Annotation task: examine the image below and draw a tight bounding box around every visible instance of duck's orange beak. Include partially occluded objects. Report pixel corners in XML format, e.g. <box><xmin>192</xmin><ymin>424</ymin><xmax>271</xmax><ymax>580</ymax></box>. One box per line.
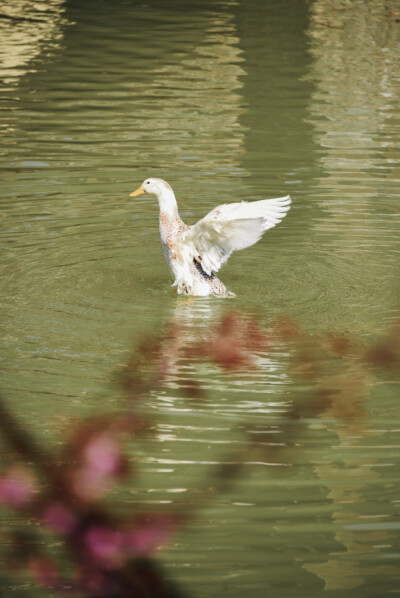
<box><xmin>129</xmin><ymin>185</ymin><xmax>145</xmax><ymax>197</ymax></box>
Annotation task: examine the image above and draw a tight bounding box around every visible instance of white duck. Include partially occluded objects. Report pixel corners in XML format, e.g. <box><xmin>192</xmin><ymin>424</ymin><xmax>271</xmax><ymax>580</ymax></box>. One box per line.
<box><xmin>130</xmin><ymin>178</ymin><xmax>291</xmax><ymax>297</ymax></box>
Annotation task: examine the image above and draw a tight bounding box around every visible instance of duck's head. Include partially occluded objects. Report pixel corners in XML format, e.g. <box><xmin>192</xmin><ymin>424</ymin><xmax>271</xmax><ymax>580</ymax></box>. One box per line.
<box><xmin>130</xmin><ymin>177</ymin><xmax>172</xmax><ymax>198</ymax></box>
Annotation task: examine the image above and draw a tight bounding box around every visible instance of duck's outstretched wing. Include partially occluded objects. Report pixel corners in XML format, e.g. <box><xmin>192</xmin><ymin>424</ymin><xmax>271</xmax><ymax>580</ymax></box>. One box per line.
<box><xmin>182</xmin><ymin>195</ymin><xmax>291</xmax><ymax>275</ymax></box>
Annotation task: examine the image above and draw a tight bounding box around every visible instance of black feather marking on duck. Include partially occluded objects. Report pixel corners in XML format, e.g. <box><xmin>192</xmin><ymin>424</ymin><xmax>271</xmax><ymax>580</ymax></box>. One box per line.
<box><xmin>193</xmin><ymin>258</ymin><xmax>215</xmax><ymax>280</ymax></box>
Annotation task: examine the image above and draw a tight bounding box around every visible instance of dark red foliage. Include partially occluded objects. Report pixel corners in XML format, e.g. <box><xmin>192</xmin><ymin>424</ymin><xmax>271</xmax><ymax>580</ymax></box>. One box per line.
<box><xmin>270</xmin><ymin>315</ymin><xmax>303</xmax><ymax>342</ymax></box>
<box><xmin>363</xmin><ymin>318</ymin><xmax>400</xmax><ymax>370</ymax></box>
<box><xmin>188</xmin><ymin>312</ymin><xmax>271</xmax><ymax>370</ymax></box>
<box><xmin>0</xmin><ymin>467</ymin><xmax>36</xmax><ymax>508</ymax></box>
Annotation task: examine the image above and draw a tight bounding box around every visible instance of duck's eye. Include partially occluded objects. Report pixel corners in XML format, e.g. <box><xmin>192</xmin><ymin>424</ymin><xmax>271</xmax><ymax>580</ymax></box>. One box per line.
<box><xmin>146</xmin><ymin>181</ymin><xmax>150</xmax><ymax>185</ymax></box>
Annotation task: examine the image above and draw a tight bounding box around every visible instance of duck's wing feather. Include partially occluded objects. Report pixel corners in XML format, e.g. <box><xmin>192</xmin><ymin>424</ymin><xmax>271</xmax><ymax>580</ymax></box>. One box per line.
<box><xmin>182</xmin><ymin>195</ymin><xmax>291</xmax><ymax>275</ymax></box>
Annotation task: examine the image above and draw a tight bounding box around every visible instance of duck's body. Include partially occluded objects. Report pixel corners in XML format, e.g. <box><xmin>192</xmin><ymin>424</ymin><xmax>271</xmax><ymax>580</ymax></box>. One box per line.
<box><xmin>157</xmin><ymin>200</ymin><xmax>235</xmax><ymax>297</ymax></box>
<box><xmin>130</xmin><ymin>178</ymin><xmax>291</xmax><ymax>297</ymax></box>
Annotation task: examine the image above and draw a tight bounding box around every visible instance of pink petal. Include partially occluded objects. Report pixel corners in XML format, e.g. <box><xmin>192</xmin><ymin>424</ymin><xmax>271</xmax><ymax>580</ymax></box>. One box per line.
<box><xmin>83</xmin><ymin>434</ymin><xmax>122</xmax><ymax>477</ymax></box>
<box><xmin>84</xmin><ymin>526</ymin><xmax>125</xmax><ymax>569</ymax></box>
<box><xmin>43</xmin><ymin>502</ymin><xmax>77</xmax><ymax>534</ymax></box>
<box><xmin>125</xmin><ymin>517</ymin><xmax>177</xmax><ymax>555</ymax></box>
<box><xmin>0</xmin><ymin>467</ymin><xmax>35</xmax><ymax>508</ymax></box>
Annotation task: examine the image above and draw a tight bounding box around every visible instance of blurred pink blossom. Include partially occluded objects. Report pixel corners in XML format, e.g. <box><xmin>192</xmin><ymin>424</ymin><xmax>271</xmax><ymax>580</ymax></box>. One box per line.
<box><xmin>126</xmin><ymin>516</ymin><xmax>177</xmax><ymax>555</ymax></box>
<box><xmin>43</xmin><ymin>501</ymin><xmax>77</xmax><ymax>534</ymax></box>
<box><xmin>69</xmin><ymin>469</ymin><xmax>113</xmax><ymax>502</ymax></box>
<box><xmin>0</xmin><ymin>467</ymin><xmax>35</xmax><ymax>508</ymax></box>
<box><xmin>69</xmin><ymin>432</ymin><xmax>127</xmax><ymax>501</ymax></box>
<box><xmin>83</xmin><ymin>517</ymin><xmax>177</xmax><ymax>570</ymax></box>
<box><xmin>84</xmin><ymin>526</ymin><xmax>125</xmax><ymax>569</ymax></box>
<box><xmin>83</xmin><ymin>433</ymin><xmax>123</xmax><ymax>477</ymax></box>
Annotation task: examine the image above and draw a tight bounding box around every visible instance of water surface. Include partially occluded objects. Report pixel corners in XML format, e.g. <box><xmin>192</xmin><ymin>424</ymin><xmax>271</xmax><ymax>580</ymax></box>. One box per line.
<box><xmin>1</xmin><ymin>0</ymin><xmax>400</xmax><ymax>596</ymax></box>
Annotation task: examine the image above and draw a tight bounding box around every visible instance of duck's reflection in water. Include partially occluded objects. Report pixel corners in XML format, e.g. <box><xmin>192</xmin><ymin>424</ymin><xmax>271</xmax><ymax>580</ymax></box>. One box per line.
<box><xmin>154</xmin><ymin>298</ymin><xmax>287</xmax><ymax>418</ymax></box>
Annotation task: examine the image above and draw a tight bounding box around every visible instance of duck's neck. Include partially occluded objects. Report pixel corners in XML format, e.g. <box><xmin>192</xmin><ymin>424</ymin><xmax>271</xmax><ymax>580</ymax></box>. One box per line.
<box><xmin>157</xmin><ymin>187</ymin><xmax>179</xmax><ymax>219</ymax></box>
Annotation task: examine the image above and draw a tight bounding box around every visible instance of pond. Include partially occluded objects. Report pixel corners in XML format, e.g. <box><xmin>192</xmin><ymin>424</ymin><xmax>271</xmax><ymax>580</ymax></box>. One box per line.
<box><xmin>1</xmin><ymin>0</ymin><xmax>400</xmax><ymax>596</ymax></box>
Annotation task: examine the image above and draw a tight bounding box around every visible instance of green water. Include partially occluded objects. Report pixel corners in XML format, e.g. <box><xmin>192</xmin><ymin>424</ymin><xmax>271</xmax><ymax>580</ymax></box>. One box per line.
<box><xmin>1</xmin><ymin>0</ymin><xmax>400</xmax><ymax>596</ymax></box>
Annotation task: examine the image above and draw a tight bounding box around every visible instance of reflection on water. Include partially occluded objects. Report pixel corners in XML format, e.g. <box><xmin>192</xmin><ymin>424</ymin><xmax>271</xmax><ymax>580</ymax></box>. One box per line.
<box><xmin>1</xmin><ymin>0</ymin><xmax>400</xmax><ymax>596</ymax></box>
<box><xmin>302</xmin><ymin>4</ymin><xmax>400</xmax><ymax>591</ymax></box>
<box><xmin>132</xmin><ymin>1</ymin><xmax>246</xmax><ymax>176</ymax></box>
<box><xmin>0</xmin><ymin>0</ymin><xmax>67</xmax><ymax>85</ymax></box>
<box><xmin>153</xmin><ymin>299</ymin><xmax>288</xmax><ymax>419</ymax></box>
<box><xmin>303</xmin><ymin>0</ymin><xmax>400</xmax><ymax>327</ymax></box>
<box><xmin>306</xmin><ymin>1</ymin><xmax>400</xmax><ymax>205</ymax></box>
